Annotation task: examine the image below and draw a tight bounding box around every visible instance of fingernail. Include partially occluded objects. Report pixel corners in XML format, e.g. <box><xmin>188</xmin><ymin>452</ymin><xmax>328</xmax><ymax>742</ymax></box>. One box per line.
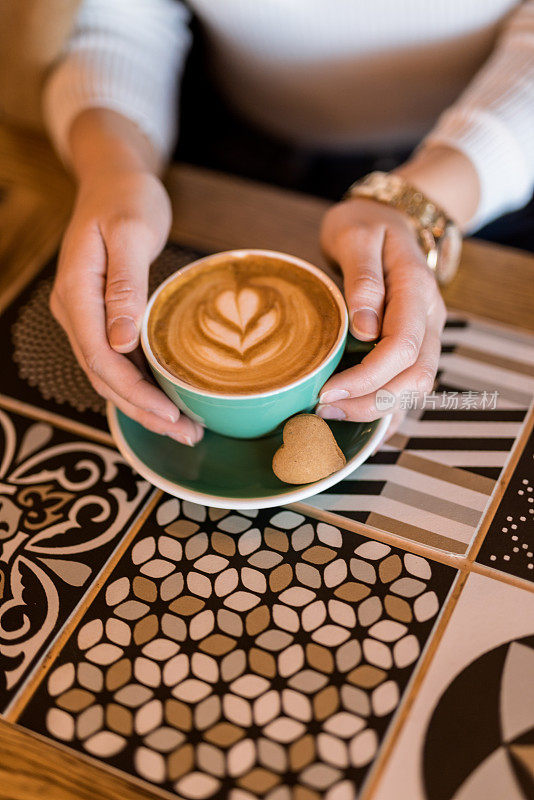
<box><xmin>320</xmin><ymin>389</ymin><xmax>350</xmax><ymax>404</ymax></box>
<box><xmin>109</xmin><ymin>316</ymin><xmax>138</xmax><ymax>350</ymax></box>
<box><xmin>153</xmin><ymin>408</ymin><xmax>180</xmax><ymax>423</ymax></box>
<box><xmin>165</xmin><ymin>431</ymin><xmax>194</xmax><ymax>447</ymax></box>
<box><xmin>317</xmin><ymin>405</ymin><xmax>346</xmax><ymax>420</ymax></box>
<box><xmin>352</xmin><ymin>308</ymin><xmax>379</xmax><ymax>340</ymax></box>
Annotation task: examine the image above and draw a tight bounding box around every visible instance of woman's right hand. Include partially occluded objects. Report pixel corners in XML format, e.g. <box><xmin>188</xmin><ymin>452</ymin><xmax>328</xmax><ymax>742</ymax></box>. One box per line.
<box><xmin>50</xmin><ymin>166</ymin><xmax>204</xmax><ymax>446</ymax></box>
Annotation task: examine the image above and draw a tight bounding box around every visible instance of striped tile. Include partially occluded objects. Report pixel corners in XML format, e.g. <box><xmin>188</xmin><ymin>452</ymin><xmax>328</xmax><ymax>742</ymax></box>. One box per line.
<box><xmin>299</xmin><ymin>316</ymin><xmax>534</xmax><ymax>555</ymax></box>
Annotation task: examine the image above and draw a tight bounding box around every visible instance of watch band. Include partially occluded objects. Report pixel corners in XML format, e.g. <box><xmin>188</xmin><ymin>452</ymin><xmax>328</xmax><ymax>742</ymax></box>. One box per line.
<box><xmin>343</xmin><ymin>171</ymin><xmax>462</xmax><ymax>285</ymax></box>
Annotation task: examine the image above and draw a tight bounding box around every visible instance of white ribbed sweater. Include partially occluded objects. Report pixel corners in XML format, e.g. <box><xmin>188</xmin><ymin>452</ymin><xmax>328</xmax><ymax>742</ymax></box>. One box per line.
<box><xmin>44</xmin><ymin>0</ymin><xmax>534</xmax><ymax>230</ymax></box>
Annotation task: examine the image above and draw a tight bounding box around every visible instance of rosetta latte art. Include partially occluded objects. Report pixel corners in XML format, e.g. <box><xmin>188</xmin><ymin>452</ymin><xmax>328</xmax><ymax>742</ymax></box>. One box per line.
<box><xmin>148</xmin><ymin>255</ymin><xmax>341</xmax><ymax>394</ymax></box>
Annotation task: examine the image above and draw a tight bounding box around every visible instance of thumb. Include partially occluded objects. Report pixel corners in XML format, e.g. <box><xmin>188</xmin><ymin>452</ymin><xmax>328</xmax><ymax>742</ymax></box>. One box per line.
<box><xmin>104</xmin><ymin>219</ymin><xmax>153</xmax><ymax>353</ymax></box>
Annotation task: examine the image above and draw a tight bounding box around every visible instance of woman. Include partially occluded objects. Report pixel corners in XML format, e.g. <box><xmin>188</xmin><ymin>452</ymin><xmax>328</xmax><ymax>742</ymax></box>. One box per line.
<box><xmin>45</xmin><ymin>0</ymin><xmax>534</xmax><ymax>446</ymax></box>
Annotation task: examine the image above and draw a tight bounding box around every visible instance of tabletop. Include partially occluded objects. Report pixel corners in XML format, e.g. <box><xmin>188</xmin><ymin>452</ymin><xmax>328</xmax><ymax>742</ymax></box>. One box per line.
<box><xmin>0</xmin><ymin>121</ymin><xmax>533</xmax><ymax>800</ymax></box>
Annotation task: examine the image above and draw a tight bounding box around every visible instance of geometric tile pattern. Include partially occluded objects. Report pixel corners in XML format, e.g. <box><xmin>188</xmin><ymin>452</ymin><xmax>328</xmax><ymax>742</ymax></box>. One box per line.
<box><xmin>0</xmin><ymin>407</ymin><xmax>151</xmax><ymax>712</ymax></box>
<box><xmin>374</xmin><ymin>573</ymin><xmax>534</xmax><ymax>800</ymax></box>
<box><xmin>300</xmin><ymin>317</ymin><xmax>534</xmax><ymax>555</ymax></box>
<box><xmin>477</xmin><ymin>424</ymin><xmax>534</xmax><ymax>582</ymax></box>
<box><xmin>18</xmin><ymin>499</ymin><xmax>456</xmax><ymax>799</ymax></box>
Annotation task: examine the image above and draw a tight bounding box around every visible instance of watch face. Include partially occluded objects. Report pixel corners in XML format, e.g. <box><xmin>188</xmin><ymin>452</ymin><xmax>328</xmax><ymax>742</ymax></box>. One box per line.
<box><xmin>437</xmin><ymin>224</ymin><xmax>462</xmax><ymax>284</ymax></box>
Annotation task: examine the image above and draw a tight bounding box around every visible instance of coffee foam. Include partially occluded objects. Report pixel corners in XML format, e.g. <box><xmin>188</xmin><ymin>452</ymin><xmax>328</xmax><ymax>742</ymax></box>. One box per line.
<box><xmin>148</xmin><ymin>254</ymin><xmax>341</xmax><ymax>394</ymax></box>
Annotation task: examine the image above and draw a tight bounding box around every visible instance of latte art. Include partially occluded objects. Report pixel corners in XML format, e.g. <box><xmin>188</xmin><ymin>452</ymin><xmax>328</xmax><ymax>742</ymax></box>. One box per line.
<box><xmin>148</xmin><ymin>254</ymin><xmax>341</xmax><ymax>394</ymax></box>
<box><xmin>200</xmin><ymin>285</ymin><xmax>281</xmax><ymax>358</ymax></box>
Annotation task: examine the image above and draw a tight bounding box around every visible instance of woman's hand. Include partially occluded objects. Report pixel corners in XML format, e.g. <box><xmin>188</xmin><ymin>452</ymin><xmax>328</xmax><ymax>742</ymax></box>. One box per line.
<box><xmin>50</xmin><ymin>167</ymin><xmax>203</xmax><ymax>446</ymax></box>
<box><xmin>49</xmin><ymin>109</ymin><xmax>203</xmax><ymax>446</ymax></box>
<box><xmin>317</xmin><ymin>196</ymin><xmax>447</xmax><ymax>425</ymax></box>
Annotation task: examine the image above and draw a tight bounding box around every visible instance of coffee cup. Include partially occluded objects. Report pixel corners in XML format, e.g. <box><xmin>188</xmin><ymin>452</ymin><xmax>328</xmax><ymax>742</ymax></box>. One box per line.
<box><xmin>141</xmin><ymin>249</ymin><xmax>348</xmax><ymax>438</ymax></box>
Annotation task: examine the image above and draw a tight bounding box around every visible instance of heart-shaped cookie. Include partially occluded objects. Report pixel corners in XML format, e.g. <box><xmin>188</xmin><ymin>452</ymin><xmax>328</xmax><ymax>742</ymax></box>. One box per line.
<box><xmin>272</xmin><ymin>414</ymin><xmax>346</xmax><ymax>484</ymax></box>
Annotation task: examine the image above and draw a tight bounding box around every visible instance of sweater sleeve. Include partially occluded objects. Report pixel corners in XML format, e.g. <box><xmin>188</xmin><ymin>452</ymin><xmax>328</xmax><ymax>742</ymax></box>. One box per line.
<box><xmin>423</xmin><ymin>0</ymin><xmax>534</xmax><ymax>231</ymax></box>
<box><xmin>43</xmin><ymin>0</ymin><xmax>192</xmax><ymax>165</ymax></box>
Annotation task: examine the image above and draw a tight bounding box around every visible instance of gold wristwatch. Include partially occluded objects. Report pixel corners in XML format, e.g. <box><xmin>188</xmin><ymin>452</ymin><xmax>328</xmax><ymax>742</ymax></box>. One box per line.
<box><xmin>343</xmin><ymin>170</ymin><xmax>462</xmax><ymax>285</ymax></box>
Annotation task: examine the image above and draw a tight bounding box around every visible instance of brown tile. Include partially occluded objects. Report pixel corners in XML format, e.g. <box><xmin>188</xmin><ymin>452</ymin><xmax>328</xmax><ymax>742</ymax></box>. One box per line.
<box><xmin>306</xmin><ymin>644</ymin><xmax>334</xmax><ymax>674</ymax></box>
<box><xmin>334</xmin><ymin>582</ymin><xmax>371</xmax><ymax>602</ymax></box>
<box><xmin>132</xmin><ymin>576</ymin><xmax>157</xmax><ymax>603</ymax></box>
<box><xmin>384</xmin><ymin>595</ymin><xmax>413</xmax><ymax>623</ymax></box>
<box><xmin>246</xmin><ymin>604</ymin><xmax>271</xmax><ymax>636</ymax></box>
<box><xmin>165</xmin><ymin>520</ymin><xmax>199</xmax><ymax>538</ymax></box>
<box><xmin>348</xmin><ymin>665</ymin><xmax>386</xmax><ymax>689</ymax></box>
<box><xmin>198</xmin><ymin>634</ymin><xmax>236</xmax><ymax>656</ymax></box>
<box><xmin>169</xmin><ymin>595</ymin><xmax>205</xmax><ymax>616</ymax></box>
<box><xmin>165</xmin><ymin>699</ymin><xmax>192</xmax><ymax>732</ymax></box>
<box><xmin>313</xmin><ymin>686</ymin><xmax>339</xmax><ymax>721</ymax></box>
<box><xmin>106</xmin><ymin>702</ymin><xmax>133</xmax><ymax>736</ymax></box>
<box><xmin>210</xmin><ymin>531</ymin><xmax>236</xmax><ymax>556</ymax></box>
<box><xmin>133</xmin><ymin>614</ymin><xmax>159</xmax><ymax>645</ymax></box>
<box><xmin>105</xmin><ymin>659</ymin><xmax>132</xmax><ymax>692</ymax></box>
<box><xmin>294</xmin><ymin>788</ymin><xmax>321</xmax><ymax>800</ymax></box>
<box><xmin>456</xmin><ymin>343</ymin><xmax>534</xmax><ymax>376</ymax></box>
<box><xmin>387</xmin><ymin>432</ymin><xmax>409</xmax><ymax>449</ymax></box>
<box><xmin>265</xmin><ymin>528</ymin><xmax>290</xmax><ymax>552</ymax></box>
<box><xmin>378</xmin><ymin>555</ymin><xmax>403</xmax><ymax>584</ymax></box>
<box><xmin>249</xmin><ymin>648</ymin><xmax>277</xmax><ymax>679</ymax></box>
<box><xmin>269</xmin><ymin>564</ymin><xmax>293</xmax><ymax>592</ymax></box>
<box><xmin>366</xmin><ymin>513</ymin><xmax>466</xmax><ymax>555</ymax></box>
<box><xmin>56</xmin><ymin>688</ymin><xmax>94</xmax><ymax>712</ymax></box>
<box><xmin>289</xmin><ymin>734</ymin><xmax>315</xmax><ymax>771</ymax></box>
<box><xmin>302</xmin><ymin>546</ymin><xmax>336</xmax><ymax>565</ymax></box>
<box><xmin>238</xmin><ymin>767</ymin><xmax>281</xmax><ymax>793</ymax></box>
<box><xmin>167</xmin><ymin>743</ymin><xmax>194</xmax><ymax>780</ymax></box>
<box><xmin>397</xmin><ymin>451</ymin><xmax>495</xmax><ymax>495</ymax></box>
<box><xmin>205</xmin><ymin>722</ymin><xmax>244</xmax><ymax>747</ymax></box>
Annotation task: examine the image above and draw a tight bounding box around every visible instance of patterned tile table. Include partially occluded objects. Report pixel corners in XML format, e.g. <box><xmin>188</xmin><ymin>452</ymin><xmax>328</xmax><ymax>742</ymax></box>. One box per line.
<box><xmin>17</xmin><ymin>500</ymin><xmax>456</xmax><ymax>799</ymax></box>
<box><xmin>0</xmin><ymin>241</ymin><xmax>533</xmax><ymax>800</ymax></box>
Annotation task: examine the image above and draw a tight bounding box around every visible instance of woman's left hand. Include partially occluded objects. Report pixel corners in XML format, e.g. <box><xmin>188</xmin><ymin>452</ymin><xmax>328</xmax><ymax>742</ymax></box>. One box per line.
<box><xmin>317</xmin><ymin>196</ymin><xmax>447</xmax><ymax>427</ymax></box>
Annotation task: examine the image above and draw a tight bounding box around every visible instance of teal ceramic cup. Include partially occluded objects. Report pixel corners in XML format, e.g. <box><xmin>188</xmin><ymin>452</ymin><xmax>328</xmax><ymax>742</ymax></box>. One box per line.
<box><xmin>141</xmin><ymin>249</ymin><xmax>348</xmax><ymax>438</ymax></box>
